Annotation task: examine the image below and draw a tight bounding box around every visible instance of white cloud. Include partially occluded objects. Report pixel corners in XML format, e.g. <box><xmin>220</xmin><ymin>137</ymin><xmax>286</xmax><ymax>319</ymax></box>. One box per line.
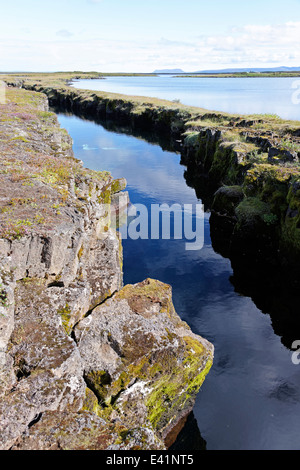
<box><xmin>1</xmin><ymin>21</ymin><xmax>300</xmax><ymax>72</ymax></box>
<box><xmin>192</xmin><ymin>21</ymin><xmax>300</xmax><ymax>69</ymax></box>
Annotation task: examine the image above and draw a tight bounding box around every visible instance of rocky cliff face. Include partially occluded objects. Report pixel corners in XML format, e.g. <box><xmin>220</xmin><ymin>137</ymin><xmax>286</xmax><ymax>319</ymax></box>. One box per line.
<box><xmin>0</xmin><ymin>86</ymin><xmax>213</xmax><ymax>450</ymax></box>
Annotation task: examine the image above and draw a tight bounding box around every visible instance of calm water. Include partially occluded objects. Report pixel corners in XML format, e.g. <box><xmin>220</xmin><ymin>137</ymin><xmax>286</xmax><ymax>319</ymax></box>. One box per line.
<box><xmin>72</xmin><ymin>76</ymin><xmax>300</xmax><ymax>121</ymax></box>
<box><xmin>56</xmin><ymin>111</ymin><xmax>300</xmax><ymax>450</ymax></box>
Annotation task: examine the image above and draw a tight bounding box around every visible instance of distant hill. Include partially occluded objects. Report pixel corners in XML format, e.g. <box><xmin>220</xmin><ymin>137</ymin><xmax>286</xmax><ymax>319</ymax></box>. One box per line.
<box><xmin>153</xmin><ymin>69</ymin><xmax>185</xmax><ymax>73</ymax></box>
<box><xmin>153</xmin><ymin>66</ymin><xmax>300</xmax><ymax>74</ymax></box>
<box><xmin>193</xmin><ymin>66</ymin><xmax>300</xmax><ymax>74</ymax></box>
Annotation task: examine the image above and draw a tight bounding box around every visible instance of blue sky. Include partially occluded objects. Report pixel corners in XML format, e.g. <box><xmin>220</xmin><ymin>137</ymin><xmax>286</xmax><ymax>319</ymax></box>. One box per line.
<box><xmin>1</xmin><ymin>0</ymin><xmax>300</xmax><ymax>72</ymax></box>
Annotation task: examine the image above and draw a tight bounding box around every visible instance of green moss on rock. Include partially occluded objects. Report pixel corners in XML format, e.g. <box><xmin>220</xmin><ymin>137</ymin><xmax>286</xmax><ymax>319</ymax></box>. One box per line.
<box><xmin>111</xmin><ymin>178</ymin><xmax>127</xmax><ymax>194</ymax></box>
<box><xmin>212</xmin><ymin>185</ymin><xmax>244</xmax><ymax>217</ymax></box>
<box><xmin>235</xmin><ymin>197</ymin><xmax>278</xmax><ymax>228</ymax></box>
<box><xmin>57</xmin><ymin>303</ymin><xmax>72</xmax><ymax>335</ymax></box>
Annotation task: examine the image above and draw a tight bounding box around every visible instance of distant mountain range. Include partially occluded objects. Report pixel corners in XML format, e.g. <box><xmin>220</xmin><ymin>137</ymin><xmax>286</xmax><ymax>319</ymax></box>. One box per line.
<box><xmin>154</xmin><ymin>66</ymin><xmax>300</xmax><ymax>74</ymax></box>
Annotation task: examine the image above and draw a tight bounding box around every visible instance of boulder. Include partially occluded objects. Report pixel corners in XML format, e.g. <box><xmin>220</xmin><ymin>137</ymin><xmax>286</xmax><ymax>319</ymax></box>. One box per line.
<box><xmin>74</xmin><ymin>278</ymin><xmax>214</xmax><ymax>446</ymax></box>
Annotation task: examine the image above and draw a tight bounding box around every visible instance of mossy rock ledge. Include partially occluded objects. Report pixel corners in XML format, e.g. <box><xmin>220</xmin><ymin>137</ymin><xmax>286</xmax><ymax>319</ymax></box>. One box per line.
<box><xmin>74</xmin><ymin>278</ymin><xmax>214</xmax><ymax>449</ymax></box>
<box><xmin>1</xmin><ymin>279</ymin><xmax>213</xmax><ymax>451</ymax></box>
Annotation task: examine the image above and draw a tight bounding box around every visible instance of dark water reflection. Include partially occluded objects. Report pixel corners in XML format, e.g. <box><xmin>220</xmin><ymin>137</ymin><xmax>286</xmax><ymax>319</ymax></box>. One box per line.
<box><xmin>169</xmin><ymin>412</ymin><xmax>207</xmax><ymax>451</ymax></box>
<box><xmin>55</xmin><ymin>110</ymin><xmax>300</xmax><ymax>450</ymax></box>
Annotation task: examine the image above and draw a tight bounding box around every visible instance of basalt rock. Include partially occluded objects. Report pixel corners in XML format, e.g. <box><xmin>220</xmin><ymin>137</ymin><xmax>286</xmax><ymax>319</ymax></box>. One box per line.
<box><xmin>11</xmin><ymin>409</ymin><xmax>165</xmax><ymax>450</ymax></box>
<box><xmin>268</xmin><ymin>146</ymin><xmax>299</xmax><ymax>164</ymax></box>
<box><xmin>74</xmin><ymin>278</ymin><xmax>214</xmax><ymax>447</ymax></box>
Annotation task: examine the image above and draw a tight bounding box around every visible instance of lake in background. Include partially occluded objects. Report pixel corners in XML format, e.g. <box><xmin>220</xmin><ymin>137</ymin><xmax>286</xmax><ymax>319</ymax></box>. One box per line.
<box><xmin>55</xmin><ymin>110</ymin><xmax>300</xmax><ymax>450</ymax></box>
<box><xmin>72</xmin><ymin>76</ymin><xmax>300</xmax><ymax>121</ymax></box>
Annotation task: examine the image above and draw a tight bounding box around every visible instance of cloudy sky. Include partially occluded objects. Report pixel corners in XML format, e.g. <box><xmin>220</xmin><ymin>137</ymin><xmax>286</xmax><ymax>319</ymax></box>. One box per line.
<box><xmin>1</xmin><ymin>0</ymin><xmax>300</xmax><ymax>72</ymax></box>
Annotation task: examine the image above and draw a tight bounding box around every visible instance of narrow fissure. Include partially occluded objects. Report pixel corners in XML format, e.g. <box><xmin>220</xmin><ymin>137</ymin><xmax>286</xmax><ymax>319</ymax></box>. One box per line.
<box><xmin>71</xmin><ymin>289</ymin><xmax>118</xmax><ymax>345</ymax></box>
<box><xmin>28</xmin><ymin>412</ymin><xmax>43</xmax><ymax>428</ymax></box>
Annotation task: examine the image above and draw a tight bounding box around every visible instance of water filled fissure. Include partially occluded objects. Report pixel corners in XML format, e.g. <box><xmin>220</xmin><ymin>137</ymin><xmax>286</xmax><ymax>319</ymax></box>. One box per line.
<box><xmin>55</xmin><ymin>110</ymin><xmax>300</xmax><ymax>451</ymax></box>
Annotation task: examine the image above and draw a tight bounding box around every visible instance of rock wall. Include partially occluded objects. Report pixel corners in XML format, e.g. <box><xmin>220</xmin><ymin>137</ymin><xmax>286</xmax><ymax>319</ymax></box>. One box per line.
<box><xmin>0</xmin><ymin>86</ymin><xmax>213</xmax><ymax>450</ymax></box>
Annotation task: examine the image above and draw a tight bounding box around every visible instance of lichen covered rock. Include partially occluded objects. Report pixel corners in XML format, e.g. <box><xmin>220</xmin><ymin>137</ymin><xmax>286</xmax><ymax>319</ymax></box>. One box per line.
<box><xmin>10</xmin><ymin>409</ymin><xmax>165</xmax><ymax>450</ymax></box>
<box><xmin>74</xmin><ymin>278</ymin><xmax>214</xmax><ymax>445</ymax></box>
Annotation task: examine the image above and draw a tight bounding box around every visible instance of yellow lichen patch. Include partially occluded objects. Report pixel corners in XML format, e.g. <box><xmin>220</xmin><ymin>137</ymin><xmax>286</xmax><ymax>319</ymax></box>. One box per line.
<box><xmin>185</xmin><ymin>357</ymin><xmax>213</xmax><ymax>396</ymax></box>
<box><xmin>81</xmin><ymin>388</ymin><xmax>102</xmax><ymax>416</ymax></box>
<box><xmin>57</xmin><ymin>304</ymin><xmax>72</xmax><ymax>335</ymax></box>
<box><xmin>183</xmin><ymin>335</ymin><xmax>205</xmax><ymax>358</ymax></box>
<box><xmin>245</xmin><ymin>163</ymin><xmax>300</xmax><ymax>186</ymax></box>
<box><xmin>111</xmin><ymin>178</ymin><xmax>127</xmax><ymax>194</ymax></box>
<box><xmin>145</xmin><ymin>344</ymin><xmax>213</xmax><ymax>431</ymax></box>
<box><xmin>115</xmin><ymin>278</ymin><xmax>171</xmax><ymax>303</ymax></box>
<box><xmin>114</xmin><ymin>278</ymin><xmax>174</xmax><ymax>317</ymax></box>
